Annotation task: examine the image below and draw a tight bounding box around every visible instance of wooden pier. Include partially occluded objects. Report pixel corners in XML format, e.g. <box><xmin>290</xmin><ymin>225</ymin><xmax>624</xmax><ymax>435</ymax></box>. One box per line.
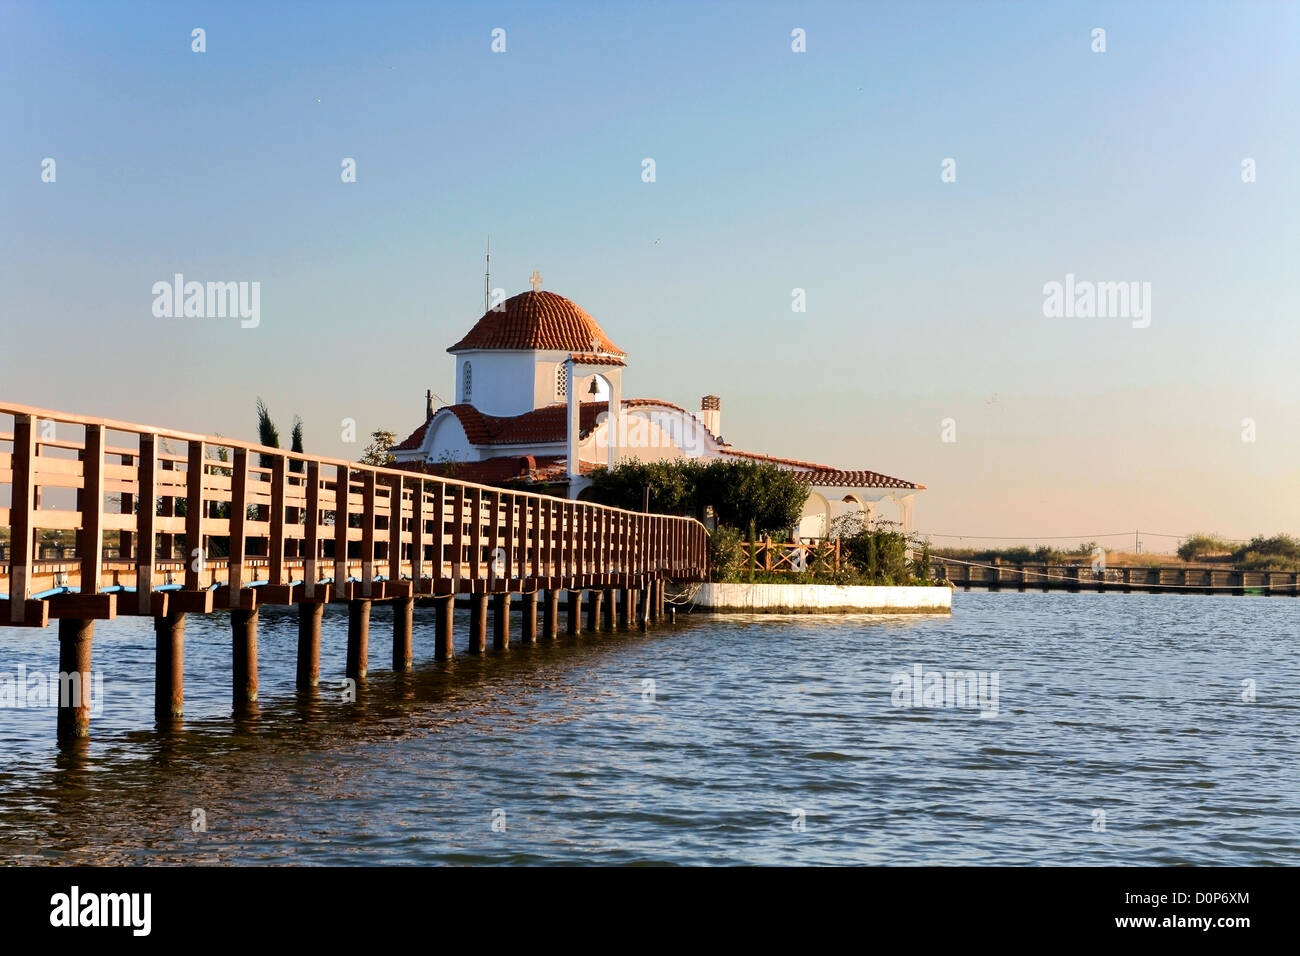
<box><xmin>931</xmin><ymin>558</ymin><xmax>1300</xmax><ymax>596</ymax></box>
<box><xmin>0</xmin><ymin>403</ymin><xmax>708</xmax><ymax>740</ymax></box>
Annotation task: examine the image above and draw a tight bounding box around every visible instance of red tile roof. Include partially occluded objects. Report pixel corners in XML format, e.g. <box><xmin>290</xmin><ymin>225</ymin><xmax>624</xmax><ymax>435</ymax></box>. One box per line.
<box><xmin>397</xmin><ymin>399</ymin><xmax>698</xmax><ymax>452</ymax></box>
<box><xmin>569</xmin><ymin>352</ymin><xmax>626</xmax><ymax>367</ymax></box>
<box><xmin>395</xmin><ymin>400</ymin><xmax>922</xmax><ymax>489</ymax></box>
<box><xmin>793</xmin><ymin>469</ymin><xmax>923</xmax><ymax>491</ymax></box>
<box><xmin>718</xmin><ymin>447</ymin><xmax>837</xmax><ymax>470</ymax></box>
<box><xmin>392</xmin><ymin>454</ymin><xmax>599</xmax><ymax>486</ymax></box>
<box><xmin>448</xmin><ymin>291</ymin><xmax>626</xmax><ymax>356</ymax></box>
<box><xmin>718</xmin><ymin>449</ymin><xmax>921</xmax><ymax>489</ymax></box>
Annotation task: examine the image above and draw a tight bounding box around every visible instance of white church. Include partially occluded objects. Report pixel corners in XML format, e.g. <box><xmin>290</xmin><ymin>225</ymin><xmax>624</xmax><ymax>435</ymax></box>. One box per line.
<box><xmin>393</xmin><ymin>276</ymin><xmax>924</xmax><ymax>540</ymax></box>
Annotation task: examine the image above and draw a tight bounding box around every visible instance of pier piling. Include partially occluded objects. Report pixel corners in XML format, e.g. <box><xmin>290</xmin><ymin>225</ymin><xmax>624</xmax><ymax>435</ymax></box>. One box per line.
<box><xmin>468</xmin><ymin>593</ymin><xmax>488</xmax><ymax>653</ymax></box>
<box><xmin>521</xmin><ymin>591</ymin><xmax>538</xmax><ymax>644</ymax></box>
<box><xmin>434</xmin><ymin>595</ymin><xmax>454</xmax><ymax>660</ymax></box>
<box><xmin>231</xmin><ymin>608</ymin><xmax>258</xmax><ymax>706</ymax></box>
<box><xmin>56</xmin><ymin>618</ymin><xmax>94</xmax><ymax>741</ymax></box>
<box><xmin>296</xmin><ymin>602</ymin><xmax>323</xmax><ymax>689</ymax></box>
<box><xmin>393</xmin><ymin>596</ymin><xmax>414</xmax><ymax>671</ymax></box>
<box><xmin>153</xmin><ymin>611</ymin><xmax>185</xmax><ymax>721</ymax></box>
<box><xmin>586</xmin><ymin>589</ymin><xmax>603</xmax><ymax>632</ymax></box>
<box><xmin>347</xmin><ymin>599</ymin><xmax>371</xmax><ymax>680</ymax></box>
<box><xmin>543</xmin><ymin>589</ymin><xmax>559</xmax><ymax>639</ymax></box>
<box><xmin>493</xmin><ymin>592</ymin><xmax>511</xmax><ymax>650</ymax></box>
<box><xmin>567</xmin><ymin>590</ymin><xmax>582</xmax><ymax>635</ymax></box>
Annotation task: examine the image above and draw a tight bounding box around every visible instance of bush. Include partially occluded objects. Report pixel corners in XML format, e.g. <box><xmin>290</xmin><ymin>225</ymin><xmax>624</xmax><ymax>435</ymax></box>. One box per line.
<box><xmin>708</xmin><ymin>524</ymin><xmax>745</xmax><ymax>580</ymax></box>
<box><xmin>587</xmin><ymin>459</ymin><xmax>808</xmax><ymax>537</ymax></box>
<box><xmin>1177</xmin><ymin>533</ymin><xmax>1235</xmax><ymax>562</ymax></box>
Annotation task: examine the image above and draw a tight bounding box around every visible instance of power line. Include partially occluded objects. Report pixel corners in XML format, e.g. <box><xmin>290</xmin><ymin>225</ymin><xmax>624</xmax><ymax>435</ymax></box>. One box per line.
<box><xmin>916</xmin><ymin>530</ymin><xmax>1251</xmax><ymax>543</ymax></box>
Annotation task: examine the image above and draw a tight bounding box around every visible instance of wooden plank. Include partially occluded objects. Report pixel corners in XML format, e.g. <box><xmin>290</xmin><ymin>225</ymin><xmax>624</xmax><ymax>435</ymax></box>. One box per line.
<box><xmin>334</xmin><ymin>464</ymin><xmax>350</xmax><ymax>600</ymax></box>
<box><xmin>434</xmin><ymin>481</ymin><xmax>447</xmax><ymax>583</ymax></box>
<box><xmin>387</xmin><ymin>474</ymin><xmax>403</xmax><ymax>584</ymax></box>
<box><xmin>361</xmin><ymin>470</ymin><xmax>376</xmax><ymax>597</ymax></box>
<box><xmin>269</xmin><ymin>455</ymin><xmax>286</xmax><ymax>586</ymax></box>
<box><xmin>451</xmin><ymin>485</ymin><xmax>465</xmax><ymax>584</ymax></box>
<box><xmin>8</xmin><ymin>415</ymin><xmax>36</xmax><ymax>624</ymax></box>
<box><xmin>228</xmin><ymin>448</ymin><xmax>249</xmax><ymax>608</ymax></box>
<box><xmin>135</xmin><ymin>435</ymin><xmax>157</xmax><ymax>614</ymax></box>
<box><xmin>467</xmin><ymin>487</ymin><xmax>481</xmax><ymax>582</ymax></box>
<box><xmin>504</xmin><ymin>492</ymin><xmax>516</xmax><ymax>584</ymax></box>
<box><xmin>409</xmin><ymin>478</ymin><xmax>425</xmax><ymax>591</ymax></box>
<box><xmin>184</xmin><ymin>440</ymin><xmax>206</xmax><ymax>590</ymax></box>
<box><xmin>303</xmin><ymin>460</ymin><xmax>320</xmax><ymax>599</ymax></box>
<box><xmin>48</xmin><ymin>592</ymin><xmax>116</xmax><ymax>620</ymax></box>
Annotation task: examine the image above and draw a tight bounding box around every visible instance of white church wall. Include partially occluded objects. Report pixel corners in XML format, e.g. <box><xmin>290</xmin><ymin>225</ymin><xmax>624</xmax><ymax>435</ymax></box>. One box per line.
<box><xmin>425</xmin><ymin>412</ymin><xmax>476</xmax><ymax>463</ymax></box>
<box><xmin>456</xmin><ymin>351</ymin><xmax>537</xmax><ymax>417</ymax></box>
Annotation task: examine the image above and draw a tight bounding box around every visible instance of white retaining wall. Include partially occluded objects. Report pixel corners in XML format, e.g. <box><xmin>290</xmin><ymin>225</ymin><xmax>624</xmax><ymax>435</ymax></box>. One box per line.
<box><xmin>693</xmin><ymin>582</ymin><xmax>952</xmax><ymax>614</ymax></box>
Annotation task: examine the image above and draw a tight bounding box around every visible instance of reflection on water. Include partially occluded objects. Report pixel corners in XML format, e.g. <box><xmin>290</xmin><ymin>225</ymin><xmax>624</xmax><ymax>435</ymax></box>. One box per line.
<box><xmin>0</xmin><ymin>593</ymin><xmax>1297</xmax><ymax>864</ymax></box>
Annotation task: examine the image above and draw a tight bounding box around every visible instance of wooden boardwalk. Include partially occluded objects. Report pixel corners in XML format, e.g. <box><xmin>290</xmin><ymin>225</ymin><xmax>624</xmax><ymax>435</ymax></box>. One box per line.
<box><xmin>932</xmin><ymin>558</ymin><xmax>1300</xmax><ymax>595</ymax></box>
<box><xmin>1</xmin><ymin>403</ymin><xmax>708</xmax><ymax>740</ymax></box>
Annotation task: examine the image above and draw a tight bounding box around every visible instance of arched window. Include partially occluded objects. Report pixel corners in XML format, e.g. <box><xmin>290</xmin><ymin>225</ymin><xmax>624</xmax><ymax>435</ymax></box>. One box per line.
<box><xmin>463</xmin><ymin>362</ymin><xmax>472</xmax><ymax>402</ymax></box>
<box><xmin>555</xmin><ymin>363</ymin><xmax>568</xmax><ymax>399</ymax></box>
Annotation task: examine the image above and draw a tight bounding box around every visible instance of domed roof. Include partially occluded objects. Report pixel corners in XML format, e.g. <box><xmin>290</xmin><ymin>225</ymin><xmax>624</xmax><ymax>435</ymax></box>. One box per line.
<box><xmin>447</xmin><ymin>290</ymin><xmax>626</xmax><ymax>356</ymax></box>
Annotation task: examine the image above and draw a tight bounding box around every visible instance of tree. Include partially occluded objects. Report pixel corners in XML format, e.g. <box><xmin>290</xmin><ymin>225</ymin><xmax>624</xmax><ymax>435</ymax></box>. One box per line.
<box><xmin>586</xmin><ymin>459</ymin><xmax>808</xmax><ymax>537</ymax></box>
<box><xmin>360</xmin><ymin>430</ymin><xmax>398</xmax><ymax>466</ymax></box>
<box><xmin>255</xmin><ymin>397</ymin><xmax>281</xmax><ymax>468</ymax></box>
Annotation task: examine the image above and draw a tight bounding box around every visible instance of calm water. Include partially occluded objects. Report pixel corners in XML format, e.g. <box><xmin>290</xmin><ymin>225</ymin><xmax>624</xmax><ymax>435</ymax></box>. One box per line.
<box><xmin>0</xmin><ymin>592</ymin><xmax>1296</xmax><ymax>865</ymax></box>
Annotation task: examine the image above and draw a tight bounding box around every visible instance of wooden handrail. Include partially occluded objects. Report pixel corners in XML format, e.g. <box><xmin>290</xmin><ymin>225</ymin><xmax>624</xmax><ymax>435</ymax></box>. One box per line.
<box><xmin>0</xmin><ymin>402</ymin><xmax>710</xmax><ymax>625</ymax></box>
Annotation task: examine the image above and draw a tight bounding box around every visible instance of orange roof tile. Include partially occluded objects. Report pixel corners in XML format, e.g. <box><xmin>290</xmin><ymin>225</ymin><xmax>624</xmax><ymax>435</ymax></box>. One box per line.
<box><xmin>448</xmin><ymin>291</ymin><xmax>626</xmax><ymax>355</ymax></box>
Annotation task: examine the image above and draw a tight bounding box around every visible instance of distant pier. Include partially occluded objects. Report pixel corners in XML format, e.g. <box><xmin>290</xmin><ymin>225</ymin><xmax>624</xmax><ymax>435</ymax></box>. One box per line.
<box><xmin>931</xmin><ymin>558</ymin><xmax>1298</xmax><ymax>596</ymax></box>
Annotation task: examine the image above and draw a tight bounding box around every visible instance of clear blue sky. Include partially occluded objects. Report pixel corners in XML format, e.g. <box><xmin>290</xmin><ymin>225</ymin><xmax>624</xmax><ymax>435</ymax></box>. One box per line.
<box><xmin>1</xmin><ymin>1</ymin><xmax>1296</xmax><ymax>548</ymax></box>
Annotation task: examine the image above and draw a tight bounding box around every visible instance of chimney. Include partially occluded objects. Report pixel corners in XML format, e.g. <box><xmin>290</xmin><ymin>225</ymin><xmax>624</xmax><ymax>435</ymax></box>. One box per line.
<box><xmin>700</xmin><ymin>395</ymin><xmax>721</xmax><ymax>438</ymax></box>
<box><xmin>425</xmin><ymin>389</ymin><xmax>434</xmax><ymax>422</ymax></box>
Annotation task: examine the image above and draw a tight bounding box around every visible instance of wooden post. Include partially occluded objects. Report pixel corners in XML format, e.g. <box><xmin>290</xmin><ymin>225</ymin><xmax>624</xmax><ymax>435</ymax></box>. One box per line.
<box><xmin>333</xmin><ymin>465</ymin><xmax>350</xmax><ymax>601</ymax></box>
<box><xmin>57</xmin><ymin>618</ymin><xmax>94</xmax><ymax>741</ymax></box>
<box><xmin>231</xmin><ymin>608</ymin><xmax>258</xmax><ymax>707</ymax></box>
<box><xmin>434</xmin><ymin>595</ymin><xmax>455</xmax><ymax>660</ymax></box>
<box><xmin>154</xmin><ymin>611</ymin><xmax>185</xmax><ymax>721</ymax></box>
<box><xmin>269</xmin><ymin>456</ymin><xmax>286</xmax><ymax>587</ymax></box>
<box><xmin>619</xmin><ymin>588</ymin><xmax>632</xmax><ymax>629</ymax></box>
<box><xmin>8</xmin><ymin>416</ymin><xmax>35</xmax><ymax>624</ymax></box>
<box><xmin>347</xmin><ymin>599</ymin><xmax>371</xmax><ymax>679</ymax></box>
<box><xmin>228</xmin><ymin>448</ymin><xmax>249</xmax><ymax>607</ymax></box>
<box><xmin>80</xmin><ymin>424</ymin><xmax>105</xmax><ymax>595</ymax></box>
<box><xmin>184</xmin><ymin>440</ymin><xmax>206</xmax><ymax>591</ymax></box>
<box><xmin>543</xmin><ymin>588</ymin><xmax>559</xmax><ymax>639</ymax></box>
<box><xmin>468</xmin><ymin>593</ymin><xmax>488</xmax><ymax>653</ymax></box>
<box><xmin>521</xmin><ymin>590</ymin><xmax>538</xmax><ymax>644</ymax></box>
<box><xmin>493</xmin><ymin>592</ymin><xmax>511</xmax><ymax>650</ymax></box>
<box><xmin>360</xmin><ymin>470</ymin><xmax>376</xmax><ymax>598</ymax></box>
<box><xmin>135</xmin><ymin>434</ymin><xmax>158</xmax><ymax>614</ymax></box>
<box><xmin>602</xmin><ymin>589</ymin><xmax>616</xmax><ymax>630</ymax></box>
<box><xmin>303</xmin><ymin>460</ymin><xmax>321</xmax><ymax>600</ymax></box>
<box><xmin>567</xmin><ymin>589</ymin><xmax>582</xmax><ymax>635</ymax></box>
<box><xmin>638</xmin><ymin>586</ymin><xmax>649</xmax><ymax>632</ymax></box>
<box><xmin>646</xmin><ymin>579</ymin><xmax>657</xmax><ymax>624</ymax></box>
<box><xmin>586</xmin><ymin>588</ymin><xmax>603</xmax><ymax>632</ymax></box>
<box><xmin>297</xmin><ymin>601</ymin><xmax>323</xmax><ymax>688</ymax></box>
<box><xmin>393</xmin><ymin>596</ymin><xmax>414</xmax><ymax>671</ymax></box>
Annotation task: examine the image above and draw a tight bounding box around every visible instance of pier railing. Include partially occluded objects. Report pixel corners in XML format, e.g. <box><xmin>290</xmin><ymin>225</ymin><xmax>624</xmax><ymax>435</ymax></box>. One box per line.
<box><xmin>0</xmin><ymin>402</ymin><xmax>709</xmax><ymax>627</ymax></box>
<box><xmin>741</xmin><ymin>538</ymin><xmax>842</xmax><ymax>574</ymax></box>
<box><xmin>930</xmin><ymin>557</ymin><xmax>1299</xmax><ymax>595</ymax></box>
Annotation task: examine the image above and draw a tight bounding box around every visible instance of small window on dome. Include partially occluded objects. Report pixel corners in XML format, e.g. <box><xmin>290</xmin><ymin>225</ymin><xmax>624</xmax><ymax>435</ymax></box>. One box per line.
<box><xmin>555</xmin><ymin>363</ymin><xmax>568</xmax><ymax>399</ymax></box>
<box><xmin>463</xmin><ymin>362</ymin><xmax>472</xmax><ymax>402</ymax></box>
